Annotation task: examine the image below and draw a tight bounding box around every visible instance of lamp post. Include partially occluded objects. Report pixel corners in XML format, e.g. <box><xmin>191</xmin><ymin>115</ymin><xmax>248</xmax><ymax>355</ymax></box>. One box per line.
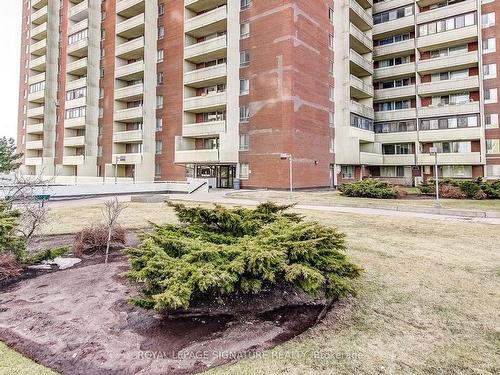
<box><xmin>429</xmin><ymin>147</ymin><xmax>441</xmax><ymax>208</ymax></box>
<box><xmin>280</xmin><ymin>153</ymin><xmax>293</xmax><ymax>200</ymax></box>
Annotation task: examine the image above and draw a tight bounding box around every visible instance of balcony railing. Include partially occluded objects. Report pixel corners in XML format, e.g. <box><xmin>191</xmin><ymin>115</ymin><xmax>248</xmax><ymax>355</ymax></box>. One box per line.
<box><xmin>182</xmin><ymin>120</ymin><xmax>226</xmax><ymax>137</ymax></box>
<box><xmin>185</xmin><ymin>35</ymin><xmax>227</xmax><ymax>62</ymax></box>
<box><xmin>184</xmin><ymin>92</ymin><xmax>227</xmax><ymax>112</ymax></box>
<box><xmin>184</xmin><ymin>63</ymin><xmax>227</xmax><ymax>86</ymax></box>
<box><xmin>175</xmin><ymin>148</ymin><xmax>220</xmax><ymax>163</ymax></box>
<box><xmin>185</xmin><ymin>5</ymin><xmax>227</xmax><ymax>36</ymax></box>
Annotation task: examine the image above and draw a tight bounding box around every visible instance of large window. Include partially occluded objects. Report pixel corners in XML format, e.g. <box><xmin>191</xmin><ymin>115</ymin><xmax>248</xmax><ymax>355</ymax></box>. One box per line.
<box><xmin>373</xmin><ymin>6</ymin><xmax>413</xmax><ymax>25</ymax></box>
<box><xmin>374</xmin><ymin>120</ymin><xmax>417</xmax><ymax>133</ymax></box>
<box><xmin>440</xmin><ymin>165</ymin><xmax>472</xmax><ymax>178</ymax></box>
<box><xmin>29</xmin><ymin>81</ymin><xmax>45</xmax><ymax>94</ymax></box>
<box><xmin>377</xmin><ymin>55</ymin><xmax>411</xmax><ymax>68</ymax></box>
<box><xmin>419</xmin><ymin>12</ymin><xmax>475</xmax><ymax>36</ymax></box>
<box><xmin>420</xmin><ymin>115</ymin><xmax>478</xmax><ymax>130</ymax></box>
<box><xmin>66</xmin><ymin>87</ymin><xmax>86</xmax><ymax>101</ymax></box>
<box><xmin>68</xmin><ymin>29</ymin><xmax>88</xmax><ymax>45</ymax></box>
<box><xmin>379</xmin><ymin>100</ymin><xmax>411</xmax><ymax>111</ymax></box>
<box><xmin>432</xmin><ymin>141</ymin><xmax>471</xmax><ymax>153</ymax></box>
<box><xmin>380</xmin><ymin>78</ymin><xmax>411</xmax><ymax>89</ymax></box>
<box><xmin>65</xmin><ymin>106</ymin><xmax>86</xmax><ymax>119</ymax></box>
<box><xmin>429</xmin><ymin>44</ymin><xmax>468</xmax><ymax>59</ymax></box>
<box><xmin>382</xmin><ymin>143</ymin><xmax>414</xmax><ymax>155</ymax></box>
<box><xmin>350</xmin><ymin>113</ymin><xmax>373</xmax><ymax>131</ymax></box>
<box><xmin>377</xmin><ymin>33</ymin><xmax>411</xmax><ymax>46</ymax></box>
<box><xmin>486</xmin><ymin>139</ymin><xmax>500</xmax><ymax>154</ymax></box>
<box><xmin>341</xmin><ymin>166</ymin><xmax>355</xmax><ymax>179</ymax></box>
<box><xmin>380</xmin><ymin>166</ymin><xmax>406</xmax><ymax>177</ymax></box>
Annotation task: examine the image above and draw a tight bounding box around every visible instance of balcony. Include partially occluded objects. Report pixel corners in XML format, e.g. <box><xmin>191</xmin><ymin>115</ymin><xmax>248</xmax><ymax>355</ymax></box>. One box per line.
<box><xmin>67</xmin><ymin>38</ymin><xmax>89</xmax><ymax>57</ymax></box>
<box><xmin>351</xmin><ymin>126</ymin><xmax>375</xmax><ymax>143</ymax></box>
<box><xmin>185</xmin><ymin>35</ymin><xmax>227</xmax><ymax>64</ymax></box>
<box><xmin>417</xmin><ymin>0</ymin><xmax>477</xmax><ymax>24</ymax></box>
<box><xmin>68</xmin><ymin>18</ymin><xmax>88</xmax><ymax>36</ymax></box>
<box><xmin>114</xmin><ymin>106</ymin><xmax>143</xmax><ymax>122</ymax></box>
<box><xmin>27</xmin><ymin>106</ymin><xmax>44</xmax><ymax>119</ymax></box>
<box><xmin>375</xmin><ymin>108</ymin><xmax>417</xmax><ymax>121</ymax></box>
<box><xmin>419</xmin><ymin>127</ymin><xmax>481</xmax><ymax>142</ymax></box>
<box><xmin>66</xmin><ymin>77</ymin><xmax>87</xmax><ymax>91</ymax></box>
<box><xmin>185</xmin><ymin>0</ymin><xmax>227</xmax><ymax>13</ymax></box>
<box><xmin>116</xmin><ymin>14</ymin><xmax>145</xmax><ymax>38</ymax></box>
<box><xmin>182</xmin><ymin>121</ymin><xmax>226</xmax><ymax>137</ymax></box>
<box><xmin>28</xmin><ymin>72</ymin><xmax>45</xmax><ymax>85</ymax></box>
<box><xmin>64</xmin><ymin>136</ymin><xmax>85</xmax><ymax>147</ymax></box>
<box><xmin>349</xmin><ymin>23</ymin><xmax>372</xmax><ymax>54</ymax></box>
<box><xmin>184</xmin><ymin>92</ymin><xmax>227</xmax><ymax>112</ymax></box>
<box><xmin>373</xmin><ymin>16</ymin><xmax>415</xmax><ymax>38</ymax></box>
<box><xmin>31</xmin><ymin>22</ymin><xmax>47</xmax><ymax>40</ymax></box>
<box><xmin>31</xmin><ymin>0</ymin><xmax>48</xmax><ymax>9</ymax></box>
<box><xmin>417</xmin><ymin>25</ymin><xmax>477</xmax><ymax>50</ymax></box>
<box><xmin>28</xmin><ymin>90</ymin><xmax>45</xmax><ymax>104</ymax></box>
<box><xmin>350</xmin><ymin>49</ymin><xmax>373</xmax><ymax>76</ymax></box>
<box><xmin>374</xmin><ymin>85</ymin><xmax>416</xmax><ymax>101</ymax></box>
<box><xmin>63</xmin><ymin>155</ymin><xmax>85</xmax><ymax>165</ymax></box>
<box><xmin>374</xmin><ymin>62</ymin><xmax>416</xmax><ymax>80</ymax></box>
<box><xmin>115</xmin><ymin>83</ymin><xmax>144</xmax><ymax>101</ymax></box>
<box><xmin>419</xmin><ymin>101</ymin><xmax>480</xmax><ymax>118</ymax></box>
<box><xmin>373</xmin><ymin>39</ymin><xmax>415</xmax><ymax>58</ymax></box>
<box><xmin>175</xmin><ymin>148</ymin><xmax>220</xmax><ymax>164</ymax></box>
<box><xmin>350</xmin><ymin>100</ymin><xmax>375</xmax><ymax>119</ymax></box>
<box><xmin>113</xmin><ymin>130</ymin><xmax>143</xmax><ymax>143</ymax></box>
<box><xmin>383</xmin><ymin>154</ymin><xmax>416</xmax><ymax>165</ymax></box>
<box><xmin>350</xmin><ymin>75</ymin><xmax>374</xmax><ymax>99</ymax></box>
<box><xmin>185</xmin><ymin>6</ymin><xmax>227</xmax><ymax>38</ymax></box>
<box><xmin>115</xmin><ymin>60</ymin><xmax>144</xmax><ymax>80</ymax></box>
<box><xmin>29</xmin><ymin>55</ymin><xmax>46</xmax><ymax>72</ymax></box>
<box><xmin>373</xmin><ymin>0</ymin><xmax>412</xmax><ymax>13</ymax></box>
<box><xmin>419</xmin><ymin>76</ymin><xmax>479</xmax><ymax>96</ymax></box>
<box><xmin>26</xmin><ymin>140</ymin><xmax>44</xmax><ymax>150</ymax></box>
<box><xmin>68</xmin><ymin>0</ymin><xmax>89</xmax><ymax>22</ymax></box>
<box><xmin>375</xmin><ymin>131</ymin><xmax>418</xmax><ymax>143</ymax></box>
<box><xmin>30</xmin><ymin>39</ymin><xmax>47</xmax><ymax>56</ymax></box>
<box><xmin>25</xmin><ymin>157</ymin><xmax>43</xmax><ymax>166</ymax></box>
<box><xmin>113</xmin><ymin>153</ymin><xmax>143</xmax><ymax>164</ymax></box>
<box><xmin>116</xmin><ymin>0</ymin><xmax>145</xmax><ymax>18</ymax></box>
<box><xmin>66</xmin><ymin>57</ymin><xmax>88</xmax><ymax>76</ymax></box>
<box><xmin>417</xmin><ymin>152</ymin><xmax>482</xmax><ymax>165</ymax></box>
<box><xmin>360</xmin><ymin>152</ymin><xmax>384</xmax><ymax>165</ymax></box>
<box><xmin>64</xmin><ymin>117</ymin><xmax>86</xmax><ymax>129</ymax></box>
<box><xmin>184</xmin><ymin>63</ymin><xmax>227</xmax><ymax>88</ymax></box>
<box><xmin>418</xmin><ymin>51</ymin><xmax>478</xmax><ymax>74</ymax></box>
<box><xmin>31</xmin><ymin>5</ymin><xmax>48</xmax><ymax>25</ymax></box>
<box><xmin>115</xmin><ymin>36</ymin><xmax>144</xmax><ymax>60</ymax></box>
<box><xmin>349</xmin><ymin>0</ymin><xmax>372</xmax><ymax>31</ymax></box>
<box><xmin>26</xmin><ymin>123</ymin><xmax>44</xmax><ymax>134</ymax></box>
<box><xmin>65</xmin><ymin>97</ymin><xmax>87</xmax><ymax>110</ymax></box>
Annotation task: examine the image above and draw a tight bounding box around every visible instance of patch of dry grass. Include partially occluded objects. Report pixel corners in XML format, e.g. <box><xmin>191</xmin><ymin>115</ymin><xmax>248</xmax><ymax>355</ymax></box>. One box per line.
<box><xmin>0</xmin><ymin>342</ymin><xmax>57</xmax><ymax>375</ymax></box>
<box><xmin>228</xmin><ymin>190</ymin><xmax>500</xmax><ymax>212</ymax></box>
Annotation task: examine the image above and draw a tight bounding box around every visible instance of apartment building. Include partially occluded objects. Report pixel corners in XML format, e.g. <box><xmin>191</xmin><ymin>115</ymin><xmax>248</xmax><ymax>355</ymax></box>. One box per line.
<box><xmin>17</xmin><ymin>0</ymin><xmax>500</xmax><ymax>189</ymax></box>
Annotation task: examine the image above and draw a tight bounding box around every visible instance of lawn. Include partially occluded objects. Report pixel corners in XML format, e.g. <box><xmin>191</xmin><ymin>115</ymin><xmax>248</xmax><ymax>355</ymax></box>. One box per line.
<box><xmin>228</xmin><ymin>190</ymin><xmax>500</xmax><ymax>212</ymax></box>
<box><xmin>3</xmin><ymin>201</ymin><xmax>500</xmax><ymax>374</ymax></box>
<box><xmin>0</xmin><ymin>342</ymin><xmax>57</xmax><ymax>375</ymax></box>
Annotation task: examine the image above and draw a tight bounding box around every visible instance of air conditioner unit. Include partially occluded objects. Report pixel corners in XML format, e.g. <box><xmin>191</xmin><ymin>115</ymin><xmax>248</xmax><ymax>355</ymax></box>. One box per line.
<box><xmin>414</xmin><ymin>176</ymin><xmax>423</xmax><ymax>186</ymax></box>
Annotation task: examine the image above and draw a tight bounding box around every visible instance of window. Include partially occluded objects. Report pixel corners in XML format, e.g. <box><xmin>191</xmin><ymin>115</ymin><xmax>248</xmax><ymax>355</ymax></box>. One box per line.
<box><xmin>239</xmin><ymin>163</ymin><xmax>249</xmax><ymax>179</ymax></box>
<box><xmin>380</xmin><ymin>166</ymin><xmax>406</xmax><ymax>178</ymax></box>
<box><xmin>482</xmin><ymin>38</ymin><xmax>496</xmax><ymax>54</ymax></box>
<box><xmin>241</xmin><ymin>0</ymin><xmax>251</xmax><ymax>10</ymax></box>
<box><xmin>484</xmin><ymin>64</ymin><xmax>497</xmax><ymax>79</ymax></box>
<box><xmin>329</xmin><ymin>86</ymin><xmax>334</xmax><ymax>101</ymax></box>
<box><xmin>374</xmin><ymin>121</ymin><xmax>416</xmax><ymax>133</ymax></box>
<box><xmin>373</xmin><ymin>5</ymin><xmax>413</xmax><ymax>25</ymax></box>
<box><xmin>158</xmin><ymin>3</ymin><xmax>164</xmax><ymax>16</ymax></box>
<box><xmin>65</xmin><ymin>106</ymin><xmax>86</xmax><ymax>119</ymax></box>
<box><xmin>68</xmin><ymin>29</ymin><xmax>88</xmax><ymax>45</ymax></box>
<box><xmin>239</xmin><ymin>134</ymin><xmax>249</xmax><ymax>151</ymax></box>
<box><xmin>485</xmin><ymin>114</ymin><xmax>499</xmax><ymax>128</ymax></box>
<box><xmin>329</xmin><ymin>112</ymin><xmax>334</xmax><ymax>127</ymax></box>
<box><xmin>351</xmin><ymin>114</ymin><xmax>373</xmax><ymax>131</ymax></box>
<box><xmin>155</xmin><ymin>141</ymin><xmax>162</xmax><ymax>154</ymax></box>
<box><xmin>329</xmin><ymin>60</ymin><xmax>334</xmax><ymax>76</ymax></box>
<box><xmin>432</xmin><ymin>141</ymin><xmax>472</xmax><ymax>153</ymax></box>
<box><xmin>239</xmin><ymin>79</ymin><xmax>249</xmax><ymax>95</ymax></box>
<box><xmin>156</xmin><ymin>118</ymin><xmax>163</xmax><ymax>131</ymax></box>
<box><xmin>420</xmin><ymin>12</ymin><xmax>475</xmax><ymax>35</ymax></box>
<box><xmin>156</xmin><ymin>95</ymin><xmax>163</xmax><ymax>109</ymax></box>
<box><xmin>420</xmin><ymin>115</ymin><xmax>478</xmax><ymax>130</ymax></box>
<box><xmin>486</xmin><ymin>139</ymin><xmax>500</xmax><ymax>154</ymax></box>
<box><xmin>330</xmin><ymin>138</ymin><xmax>335</xmax><ymax>153</ymax></box>
<box><xmin>66</xmin><ymin>87</ymin><xmax>86</xmax><ymax>101</ymax></box>
<box><xmin>240</xmin><ymin>22</ymin><xmax>250</xmax><ymax>38</ymax></box>
<box><xmin>487</xmin><ymin>164</ymin><xmax>500</xmax><ymax>178</ymax></box>
<box><xmin>382</xmin><ymin>143</ymin><xmax>413</xmax><ymax>155</ymax></box>
<box><xmin>157</xmin><ymin>72</ymin><xmax>164</xmax><ymax>85</ymax></box>
<box><xmin>97</xmin><ymin>146</ymin><xmax>103</xmax><ymax>157</ymax></box>
<box><xmin>377</xmin><ymin>33</ymin><xmax>410</xmax><ymax>46</ymax></box>
<box><xmin>485</xmin><ymin>88</ymin><xmax>498</xmax><ymax>103</ymax></box>
<box><xmin>328</xmin><ymin>8</ymin><xmax>334</xmax><ymax>24</ymax></box>
<box><xmin>441</xmin><ymin>165</ymin><xmax>472</xmax><ymax>178</ymax></box>
<box><xmin>155</xmin><ymin>164</ymin><xmax>161</xmax><ymax>177</ymax></box>
<box><xmin>157</xmin><ymin>49</ymin><xmax>164</xmax><ymax>62</ymax></box>
<box><xmin>482</xmin><ymin>13</ymin><xmax>495</xmax><ymax>28</ymax></box>
<box><xmin>158</xmin><ymin>26</ymin><xmax>165</xmax><ymax>39</ymax></box>
<box><xmin>240</xmin><ymin>50</ymin><xmax>250</xmax><ymax>67</ymax></box>
<box><xmin>329</xmin><ymin>34</ymin><xmax>334</xmax><ymax>49</ymax></box>
<box><xmin>379</xmin><ymin>100</ymin><xmax>411</xmax><ymax>111</ymax></box>
<box><xmin>29</xmin><ymin>81</ymin><xmax>45</xmax><ymax>94</ymax></box>
<box><xmin>341</xmin><ymin>166</ymin><xmax>355</xmax><ymax>179</ymax></box>
<box><xmin>240</xmin><ymin>106</ymin><xmax>250</xmax><ymax>122</ymax></box>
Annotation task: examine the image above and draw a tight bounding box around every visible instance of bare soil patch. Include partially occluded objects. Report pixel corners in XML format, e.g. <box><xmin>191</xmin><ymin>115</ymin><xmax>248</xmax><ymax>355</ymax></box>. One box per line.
<box><xmin>0</xmin><ymin>255</ymin><xmax>325</xmax><ymax>375</ymax></box>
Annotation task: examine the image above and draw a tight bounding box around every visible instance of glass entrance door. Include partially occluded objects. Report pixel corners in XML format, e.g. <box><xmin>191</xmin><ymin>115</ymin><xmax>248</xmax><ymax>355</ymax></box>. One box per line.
<box><xmin>217</xmin><ymin>165</ymin><xmax>235</xmax><ymax>188</ymax></box>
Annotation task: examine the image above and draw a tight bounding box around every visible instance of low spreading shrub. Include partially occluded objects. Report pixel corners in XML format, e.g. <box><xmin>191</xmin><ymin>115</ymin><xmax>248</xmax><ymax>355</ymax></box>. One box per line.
<box><xmin>0</xmin><ymin>202</ymin><xmax>26</xmax><ymax>260</ymax></box>
<box><xmin>125</xmin><ymin>202</ymin><xmax>361</xmax><ymax>311</ymax></box>
<box><xmin>440</xmin><ymin>184</ymin><xmax>463</xmax><ymax>199</ymax></box>
<box><xmin>0</xmin><ymin>253</ymin><xmax>22</xmax><ymax>281</ymax></box>
<box><xmin>338</xmin><ymin>179</ymin><xmax>399</xmax><ymax>199</ymax></box>
<box><xmin>73</xmin><ymin>226</ymin><xmax>127</xmax><ymax>256</ymax></box>
<box><xmin>418</xmin><ymin>177</ymin><xmax>500</xmax><ymax>200</ymax></box>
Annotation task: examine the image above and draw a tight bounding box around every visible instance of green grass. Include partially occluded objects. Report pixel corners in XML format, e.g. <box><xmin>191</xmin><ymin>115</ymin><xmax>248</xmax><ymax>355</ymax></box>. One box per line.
<box><xmin>228</xmin><ymin>190</ymin><xmax>500</xmax><ymax>212</ymax></box>
<box><xmin>0</xmin><ymin>342</ymin><xmax>57</xmax><ymax>375</ymax></box>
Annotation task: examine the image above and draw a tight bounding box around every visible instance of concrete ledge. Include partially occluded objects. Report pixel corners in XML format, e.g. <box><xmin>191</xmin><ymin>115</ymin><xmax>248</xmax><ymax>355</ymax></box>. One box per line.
<box><xmin>131</xmin><ymin>194</ymin><xmax>170</xmax><ymax>203</ymax></box>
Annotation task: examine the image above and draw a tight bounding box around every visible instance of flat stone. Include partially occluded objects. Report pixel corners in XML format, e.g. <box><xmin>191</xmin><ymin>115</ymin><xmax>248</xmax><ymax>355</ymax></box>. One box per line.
<box><xmin>130</xmin><ymin>194</ymin><xmax>169</xmax><ymax>203</ymax></box>
<box><xmin>49</xmin><ymin>257</ymin><xmax>82</xmax><ymax>270</ymax></box>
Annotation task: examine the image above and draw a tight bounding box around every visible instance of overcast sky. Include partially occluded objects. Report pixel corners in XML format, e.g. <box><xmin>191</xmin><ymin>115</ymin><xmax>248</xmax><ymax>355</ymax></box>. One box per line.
<box><xmin>0</xmin><ymin>1</ymin><xmax>22</xmax><ymax>140</ymax></box>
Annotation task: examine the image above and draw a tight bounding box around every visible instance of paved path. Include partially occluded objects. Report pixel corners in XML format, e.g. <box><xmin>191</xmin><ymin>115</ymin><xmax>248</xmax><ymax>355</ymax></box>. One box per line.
<box><xmin>46</xmin><ymin>189</ymin><xmax>500</xmax><ymax>225</ymax></box>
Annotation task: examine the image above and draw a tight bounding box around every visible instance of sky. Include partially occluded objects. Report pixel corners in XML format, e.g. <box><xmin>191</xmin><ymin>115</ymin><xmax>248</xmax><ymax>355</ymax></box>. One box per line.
<box><xmin>0</xmin><ymin>1</ymin><xmax>22</xmax><ymax>140</ymax></box>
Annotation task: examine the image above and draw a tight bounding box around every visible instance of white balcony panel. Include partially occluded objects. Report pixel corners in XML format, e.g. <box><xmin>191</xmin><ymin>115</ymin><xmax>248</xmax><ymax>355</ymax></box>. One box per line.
<box><xmin>29</xmin><ymin>55</ymin><xmax>46</xmax><ymax>71</ymax></box>
<box><xmin>31</xmin><ymin>0</ymin><xmax>48</xmax><ymax>10</ymax></box>
<box><xmin>350</xmin><ymin>49</ymin><xmax>373</xmax><ymax>76</ymax></box>
<box><xmin>418</xmin><ymin>51</ymin><xmax>478</xmax><ymax>74</ymax></box>
<box><xmin>350</xmin><ymin>100</ymin><xmax>375</xmax><ymax>119</ymax></box>
<box><xmin>417</xmin><ymin>0</ymin><xmax>477</xmax><ymax>24</ymax></box>
<box><xmin>66</xmin><ymin>57</ymin><xmax>88</xmax><ymax>75</ymax></box>
<box><xmin>115</xmin><ymin>61</ymin><xmax>144</xmax><ymax>80</ymax></box>
<box><xmin>28</xmin><ymin>90</ymin><xmax>45</xmax><ymax>103</ymax></box>
<box><xmin>349</xmin><ymin>0</ymin><xmax>373</xmax><ymax>31</ymax></box>
<box><xmin>113</xmin><ymin>153</ymin><xmax>143</xmax><ymax>164</ymax></box>
<box><xmin>64</xmin><ymin>117</ymin><xmax>86</xmax><ymax>129</ymax></box>
<box><xmin>26</xmin><ymin>140</ymin><xmax>44</xmax><ymax>150</ymax></box>
<box><xmin>374</xmin><ymin>39</ymin><xmax>415</xmax><ymax>58</ymax></box>
<box><xmin>184</xmin><ymin>92</ymin><xmax>227</xmax><ymax>112</ymax></box>
<box><xmin>418</xmin><ymin>127</ymin><xmax>482</xmax><ymax>142</ymax></box>
<box><xmin>31</xmin><ymin>5</ymin><xmax>48</xmax><ymax>25</ymax></box>
<box><xmin>417</xmin><ymin>25</ymin><xmax>477</xmax><ymax>50</ymax></box>
<box><xmin>67</xmin><ymin>38</ymin><xmax>89</xmax><ymax>56</ymax></box>
<box><xmin>68</xmin><ymin>0</ymin><xmax>89</xmax><ymax>22</ymax></box>
<box><xmin>66</xmin><ymin>77</ymin><xmax>87</xmax><ymax>91</ymax></box>
<box><xmin>185</xmin><ymin>6</ymin><xmax>227</xmax><ymax>38</ymax></box>
<box><xmin>113</xmin><ymin>130</ymin><xmax>143</xmax><ymax>143</ymax></box>
<box><xmin>360</xmin><ymin>152</ymin><xmax>384</xmax><ymax>165</ymax></box>
<box><xmin>30</xmin><ymin>39</ymin><xmax>47</xmax><ymax>56</ymax></box>
<box><xmin>375</xmin><ymin>85</ymin><xmax>416</xmax><ymax>101</ymax></box>
<box><xmin>64</xmin><ymin>136</ymin><xmax>85</xmax><ymax>147</ymax></box>
<box><xmin>25</xmin><ymin>157</ymin><xmax>43</xmax><ymax>166</ymax></box>
<box><xmin>185</xmin><ymin>35</ymin><xmax>227</xmax><ymax>63</ymax></box>
<box><xmin>175</xmin><ymin>149</ymin><xmax>220</xmax><ymax>163</ymax></box>
<box><xmin>375</xmin><ymin>131</ymin><xmax>418</xmax><ymax>143</ymax></box>
<box><xmin>374</xmin><ymin>63</ymin><xmax>416</xmax><ymax>80</ymax></box>
<box><xmin>418</xmin><ymin>76</ymin><xmax>479</xmax><ymax>96</ymax></box>
<box><xmin>115</xmin><ymin>83</ymin><xmax>144</xmax><ymax>101</ymax></box>
<box><xmin>417</xmin><ymin>152</ymin><xmax>481</xmax><ymax>165</ymax></box>
<box><xmin>116</xmin><ymin>0</ymin><xmax>145</xmax><ymax>16</ymax></box>
<box><xmin>350</xmin><ymin>75</ymin><xmax>374</xmax><ymax>98</ymax></box>
<box><xmin>27</xmin><ymin>106</ymin><xmax>44</xmax><ymax>119</ymax></box>
<box><xmin>114</xmin><ymin>107</ymin><xmax>143</xmax><ymax>122</ymax></box>
<box><xmin>184</xmin><ymin>63</ymin><xmax>227</xmax><ymax>87</ymax></box>
<box><xmin>373</xmin><ymin>0</ymin><xmax>413</xmax><ymax>13</ymax></box>
<box><xmin>68</xmin><ymin>18</ymin><xmax>88</xmax><ymax>36</ymax></box>
<box><xmin>31</xmin><ymin>22</ymin><xmax>47</xmax><ymax>40</ymax></box>
<box><xmin>351</xmin><ymin>127</ymin><xmax>375</xmax><ymax>143</ymax></box>
<box><xmin>383</xmin><ymin>154</ymin><xmax>416</xmax><ymax>165</ymax></box>
<box><xmin>116</xmin><ymin>14</ymin><xmax>145</xmax><ymax>37</ymax></box>
<box><xmin>26</xmin><ymin>123</ymin><xmax>44</xmax><ymax>134</ymax></box>
<box><xmin>375</xmin><ymin>108</ymin><xmax>417</xmax><ymax>121</ymax></box>
<box><xmin>183</xmin><ymin>121</ymin><xmax>226</xmax><ymax>137</ymax></box>
<box><xmin>349</xmin><ymin>23</ymin><xmax>373</xmax><ymax>53</ymax></box>
<box><xmin>63</xmin><ymin>155</ymin><xmax>85</xmax><ymax>165</ymax></box>
<box><xmin>65</xmin><ymin>97</ymin><xmax>87</xmax><ymax>110</ymax></box>
<box><xmin>373</xmin><ymin>16</ymin><xmax>415</xmax><ymax>38</ymax></box>
<box><xmin>419</xmin><ymin>101</ymin><xmax>480</xmax><ymax>118</ymax></box>
<box><xmin>115</xmin><ymin>37</ymin><xmax>144</xmax><ymax>59</ymax></box>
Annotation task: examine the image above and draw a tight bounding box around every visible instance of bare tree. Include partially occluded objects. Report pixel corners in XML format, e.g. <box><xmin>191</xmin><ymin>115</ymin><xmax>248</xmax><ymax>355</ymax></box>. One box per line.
<box><xmin>102</xmin><ymin>197</ymin><xmax>127</xmax><ymax>264</ymax></box>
